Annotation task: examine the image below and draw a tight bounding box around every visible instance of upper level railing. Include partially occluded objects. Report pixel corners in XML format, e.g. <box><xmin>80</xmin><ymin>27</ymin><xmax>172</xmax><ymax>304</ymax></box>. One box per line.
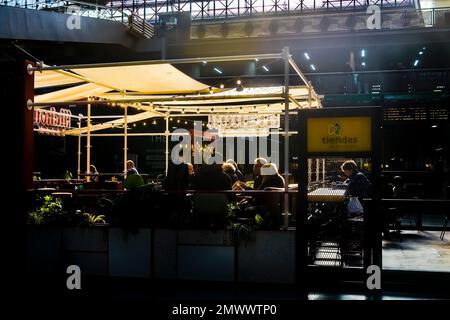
<box><xmin>1</xmin><ymin>0</ymin><xmax>417</xmax><ymax>24</ymax></box>
<box><xmin>1</xmin><ymin>0</ymin><xmax>156</xmax><ymax>37</ymax></box>
<box><xmin>1</xmin><ymin>0</ymin><xmax>132</xmax><ymax>23</ymax></box>
<box><xmin>2</xmin><ymin>1</ymin><xmax>449</xmax><ymax>32</ymax></box>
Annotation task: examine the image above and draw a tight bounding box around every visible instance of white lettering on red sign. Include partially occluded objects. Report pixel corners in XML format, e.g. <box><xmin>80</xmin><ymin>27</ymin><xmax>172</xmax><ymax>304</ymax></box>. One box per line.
<box><xmin>33</xmin><ymin>107</ymin><xmax>72</xmax><ymax>135</ymax></box>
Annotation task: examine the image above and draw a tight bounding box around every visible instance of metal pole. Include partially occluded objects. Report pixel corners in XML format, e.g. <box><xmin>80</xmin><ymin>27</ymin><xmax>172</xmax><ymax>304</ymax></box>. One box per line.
<box><xmin>33</xmin><ymin>53</ymin><xmax>284</xmax><ymax>71</ymax></box>
<box><xmin>283</xmin><ymin>47</ymin><xmax>290</xmax><ymax>229</ymax></box>
<box><xmin>308</xmin><ymin>159</ymin><xmax>312</xmax><ymax>185</ymax></box>
<box><xmin>165</xmin><ymin>115</ymin><xmax>169</xmax><ymax>175</ymax></box>
<box><xmin>124</xmin><ymin>105</ymin><xmax>128</xmax><ymax>177</ymax></box>
<box><xmin>86</xmin><ymin>98</ymin><xmax>91</xmax><ymax>182</ymax></box>
<box><xmin>30</xmin><ymin>92</ymin><xmax>285</xmax><ymax>107</ymax></box>
<box><xmin>322</xmin><ymin>158</ymin><xmax>325</xmax><ymax>183</ymax></box>
<box><xmin>316</xmin><ymin>158</ymin><xmax>320</xmax><ymax>182</ymax></box>
<box><xmin>308</xmin><ymin>80</ymin><xmax>312</xmax><ymax>108</ymax></box>
<box><xmin>77</xmin><ymin>115</ymin><xmax>82</xmax><ymax>179</ymax></box>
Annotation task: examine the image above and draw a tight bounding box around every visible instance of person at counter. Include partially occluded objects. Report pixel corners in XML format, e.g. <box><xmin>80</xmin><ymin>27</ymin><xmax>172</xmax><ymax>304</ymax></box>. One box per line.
<box><xmin>126</xmin><ymin>160</ymin><xmax>139</xmax><ymax>176</ymax></box>
<box><xmin>341</xmin><ymin>160</ymin><xmax>371</xmax><ymax>217</ymax></box>
<box><xmin>341</xmin><ymin>160</ymin><xmax>371</xmax><ymax>199</ymax></box>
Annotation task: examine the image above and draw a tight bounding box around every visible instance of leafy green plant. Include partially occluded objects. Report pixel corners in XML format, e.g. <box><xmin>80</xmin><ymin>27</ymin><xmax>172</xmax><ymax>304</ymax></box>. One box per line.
<box><xmin>27</xmin><ymin>195</ymin><xmax>65</xmax><ymax>226</ymax></box>
<box><xmin>79</xmin><ymin>212</ymin><xmax>106</xmax><ymax>227</ymax></box>
<box><xmin>254</xmin><ymin>213</ymin><xmax>264</xmax><ymax>226</ymax></box>
<box><xmin>226</xmin><ymin>201</ymin><xmax>241</xmax><ymax>223</ymax></box>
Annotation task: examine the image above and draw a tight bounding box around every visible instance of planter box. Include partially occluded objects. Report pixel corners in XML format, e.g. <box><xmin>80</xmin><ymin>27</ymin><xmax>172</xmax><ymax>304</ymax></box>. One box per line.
<box><xmin>177</xmin><ymin>229</ymin><xmax>235</xmax><ymax>282</ymax></box>
<box><xmin>108</xmin><ymin>228</ymin><xmax>151</xmax><ymax>278</ymax></box>
<box><xmin>238</xmin><ymin>230</ymin><xmax>295</xmax><ymax>284</ymax></box>
<box><xmin>153</xmin><ymin>229</ymin><xmax>177</xmax><ymax>279</ymax></box>
<box><xmin>26</xmin><ymin>227</ymin><xmax>63</xmax><ymax>273</ymax></box>
<box><xmin>62</xmin><ymin>227</ymin><xmax>108</xmax><ymax>276</ymax></box>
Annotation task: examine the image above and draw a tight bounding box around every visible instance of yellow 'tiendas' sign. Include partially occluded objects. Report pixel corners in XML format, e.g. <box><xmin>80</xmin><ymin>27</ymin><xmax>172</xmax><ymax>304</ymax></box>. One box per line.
<box><xmin>307</xmin><ymin>117</ymin><xmax>372</xmax><ymax>153</ymax></box>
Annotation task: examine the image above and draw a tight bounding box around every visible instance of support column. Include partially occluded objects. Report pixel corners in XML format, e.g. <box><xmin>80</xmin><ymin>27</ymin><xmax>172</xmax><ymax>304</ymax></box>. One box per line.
<box><xmin>165</xmin><ymin>115</ymin><xmax>169</xmax><ymax>175</ymax></box>
<box><xmin>322</xmin><ymin>158</ymin><xmax>326</xmax><ymax>183</ymax></box>
<box><xmin>124</xmin><ymin>105</ymin><xmax>128</xmax><ymax>177</ymax></box>
<box><xmin>86</xmin><ymin>98</ymin><xmax>91</xmax><ymax>182</ymax></box>
<box><xmin>77</xmin><ymin>115</ymin><xmax>82</xmax><ymax>179</ymax></box>
<box><xmin>282</xmin><ymin>47</ymin><xmax>290</xmax><ymax>229</ymax></box>
<box><xmin>316</xmin><ymin>158</ymin><xmax>320</xmax><ymax>182</ymax></box>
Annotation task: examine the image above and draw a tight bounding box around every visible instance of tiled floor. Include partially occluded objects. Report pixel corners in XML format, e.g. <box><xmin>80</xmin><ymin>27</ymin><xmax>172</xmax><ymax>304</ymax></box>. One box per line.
<box><xmin>383</xmin><ymin>230</ymin><xmax>450</xmax><ymax>272</ymax></box>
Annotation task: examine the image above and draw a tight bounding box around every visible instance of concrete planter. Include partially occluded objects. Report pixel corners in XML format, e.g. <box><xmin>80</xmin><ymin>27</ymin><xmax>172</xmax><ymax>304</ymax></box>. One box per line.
<box><xmin>153</xmin><ymin>229</ymin><xmax>177</xmax><ymax>279</ymax></box>
<box><xmin>26</xmin><ymin>226</ymin><xmax>63</xmax><ymax>273</ymax></box>
<box><xmin>108</xmin><ymin>228</ymin><xmax>152</xmax><ymax>278</ymax></box>
<box><xmin>176</xmin><ymin>229</ymin><xmax>235</xmax><ymax>282</ymax></box>
<box><xmin>238</xmin><ymin>230</ymin><xmax>295</xmax><ymax>284</ymax></box>
<box><xmin>62</xmin><ymin>227</ymin><xmax>109</xmax><ymax>276</ymax></box>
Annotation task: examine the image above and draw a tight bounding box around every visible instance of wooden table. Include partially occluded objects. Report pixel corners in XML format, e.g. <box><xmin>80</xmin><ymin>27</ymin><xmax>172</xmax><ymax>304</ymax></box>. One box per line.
<box><xmin>308</xmin><ymin>188</ymin><xmax>346</xmax><ymax>202</ymax></box>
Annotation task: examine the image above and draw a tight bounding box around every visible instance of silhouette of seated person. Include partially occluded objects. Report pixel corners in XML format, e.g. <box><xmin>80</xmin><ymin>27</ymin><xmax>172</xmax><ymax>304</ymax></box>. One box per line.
<box><xmin>122</xmin><ymin>160</ymin><xmax>144</xmax><ymax>190</ymax></box>
<box><xmin>192</xmin><ymin>163</ymin><xmax>232</xmax><ymax>228</ymax></box>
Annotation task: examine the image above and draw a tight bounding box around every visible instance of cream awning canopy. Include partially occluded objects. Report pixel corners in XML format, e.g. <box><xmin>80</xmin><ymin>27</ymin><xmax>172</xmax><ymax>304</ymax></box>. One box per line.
<box><xmin>34</xmin><ymin>63</ymin><xmax>212</xmax><ymax>102</ymax></box>
<box><xmin>33</xmin><ymin>54</ymin><xmax>322</xmax><ymax>136</ymax></box>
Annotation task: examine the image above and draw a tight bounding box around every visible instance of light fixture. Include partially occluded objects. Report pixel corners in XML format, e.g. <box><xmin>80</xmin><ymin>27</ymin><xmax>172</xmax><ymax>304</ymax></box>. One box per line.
<box><xmin>184</xmin><ymin>121</ymin><xmax>188</xmax><ymax>124</ymax></box>
<box><xmin>262</xmin><ymin>65</ymin><xmax>269</xmax><ymax>72</ymax></box>
<box><xmin>143</xmin><ymin>122</ymin><xmax>146</xmax><ymax>126</ymax></box>
<box><xmin>304</xmin><ymin>52</ymin><xmax>310</xmax><ymax>60</ymax></box>
<box><xmin>197</xmin><ymin>108</ymin><xmax>200</xmax><ymax>114</ymax></box>
<box><xmin>202</xmin><ymin>61</ymin><xmax>207</xmax><ymax>65</ymax></box>
<box><xmin>133</xmin><ymin>123</ymin><xmax>136</xmax><ymax>127</ymax></box>
<box><xmin>414</xmin><ymin>60</ymin><xmax>419</xmax><ymax>67</ymax></box>
<box><xmin>219</xmin><ymin>84</ymin><xmax>224</xmax><ymax>89</ymax></box>
<box><xmin>361</xmin><ymin>62</ymin><xmax>366</xmax><ymax>67</ymax></box>
<box><xmin>181</xmin><ymin>109</ymin><xmax>185</xmax><ymax>114</ymax></box>
<box><xmin>236</xmin><ymin>79</ymin><xmax>242</xmax><ymax>85</ymax></box>
<box><xmin>310</xmin><ymin>64</ymin><xmax>316</xmax><ymax>71</ymax></box>
<box><xmin>254</xmin><ymin>58</ymin><xmax>259</xmax><ymax>62</ymax></box>
<box><xmin>419</xmin><ymin>51</ymin><xmax>423</xmax><ymax>55</ymax></box>
<box><xmin>177</xmin><ymin>119</ymin><xmax>180</xmax><ymax>123</ymax></box>
<box><xmin>361</xmin><ymin>49</ymin><xmax>366</xmax><ymax>57</ymax></box>
<box><xmin>213</xmin><ymin>67</ymin><xmax>223</xmax><ymax>74</ymax></box>
<box><xmin>152</xmin><ymin>120</ymin><xmax>157</xmax><ymax>125</ymax></box>
<box><xmin>432</xmin><ymin>124</ymin><xmax>438</xmax><ymax>128</ymax></box>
